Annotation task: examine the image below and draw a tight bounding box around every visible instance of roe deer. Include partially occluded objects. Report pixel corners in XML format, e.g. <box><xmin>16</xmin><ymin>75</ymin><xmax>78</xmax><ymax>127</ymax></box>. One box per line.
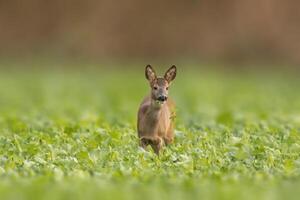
<box><xmin>137</xmin><ymin>65</ymin><xmax>177</xmax><ymax>155</ymax></box>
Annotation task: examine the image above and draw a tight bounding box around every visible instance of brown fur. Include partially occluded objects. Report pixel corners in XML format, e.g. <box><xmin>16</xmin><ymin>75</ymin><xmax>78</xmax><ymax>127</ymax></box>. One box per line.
<box><xmin>137</xmin><ymin>65</ymin><xmax>177</xmax><ymax>155</ymax></box>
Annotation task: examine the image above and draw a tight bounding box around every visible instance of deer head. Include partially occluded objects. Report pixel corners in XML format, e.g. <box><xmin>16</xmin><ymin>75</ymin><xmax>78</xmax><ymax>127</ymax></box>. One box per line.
<box><xmin>145</xmin><ymin>65</ymin><xmax>177</xmax><ymax>105</ymax></box>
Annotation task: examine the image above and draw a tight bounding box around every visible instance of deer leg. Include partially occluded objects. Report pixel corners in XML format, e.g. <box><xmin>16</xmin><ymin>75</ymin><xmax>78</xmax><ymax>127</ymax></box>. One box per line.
<box><xmin>140</xmin><ymin>136</ymin><xmax>164</xmax><ymax>155</ymax></box>
<box><xmin>139</xmin><ymin>137</ymin><xmax>150</xmax><ymax>149</ymax></box>
<box><xmin>164</xmin><ymin>128</ymin><xmax>174</xmax><ymax>145</ymax></box>
<box><xmin>163</xmin><ymin>137</ymin><xmax>173</xmax><ymax>145</ymax></box>
<box><xmin>150</xmin><ymin>137</ymin><xmax>164</xmax><ymax>155</ymax></box>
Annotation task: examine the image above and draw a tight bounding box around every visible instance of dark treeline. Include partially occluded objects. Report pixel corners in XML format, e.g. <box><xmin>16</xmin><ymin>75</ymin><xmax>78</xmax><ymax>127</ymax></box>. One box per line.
<box><xmin>0</xmin><ymin>0</ymin><xmax>300</xmax><ymax>64</ymax></box>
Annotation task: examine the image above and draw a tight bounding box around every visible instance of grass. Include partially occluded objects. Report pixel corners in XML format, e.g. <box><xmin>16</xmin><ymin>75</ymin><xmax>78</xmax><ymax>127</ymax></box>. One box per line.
<box><xmin>0</xmin><ymin>65</ymin><xmax>300</xmax><ymax>200</ymax></box>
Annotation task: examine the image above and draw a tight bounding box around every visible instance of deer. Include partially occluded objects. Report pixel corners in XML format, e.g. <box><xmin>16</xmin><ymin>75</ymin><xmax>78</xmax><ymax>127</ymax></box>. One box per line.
<box><xmin>137</xmin><ymin>65</ymin><xmax>177</xmax><ymax>155</ymax></box>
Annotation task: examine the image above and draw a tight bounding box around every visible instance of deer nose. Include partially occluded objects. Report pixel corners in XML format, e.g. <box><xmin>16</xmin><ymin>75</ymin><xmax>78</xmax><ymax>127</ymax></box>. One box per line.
<box><xmin>157</xmin><ymin>95</ymin><xmax>167</xmax><ymax>101</ymax></box>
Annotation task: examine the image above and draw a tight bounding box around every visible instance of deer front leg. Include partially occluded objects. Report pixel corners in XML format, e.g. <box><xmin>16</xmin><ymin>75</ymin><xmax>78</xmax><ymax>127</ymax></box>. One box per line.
<box><xmin>150</xmin><ymin>137</ymin><xmax>164</xmax><ymax>155</ymax></box>
<box><xmin>139</xmin><ymin>137</ymin><xmax>150</xmax><ymax>149</ymax></box>
<box><xmin>140</xmin><ymin>136</ymin><xmax>163</xmax><ymax>155</ymax></box>
<box><xmin>164</xmin><ymin>126</ymin><xmax>174</xmax><ymax>145</ymax></box>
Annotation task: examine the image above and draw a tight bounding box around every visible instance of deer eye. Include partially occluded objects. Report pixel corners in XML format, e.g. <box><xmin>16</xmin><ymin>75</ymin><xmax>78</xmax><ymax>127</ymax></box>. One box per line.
<box><xmin>153</xmin><ymin>86</ymin><xmax>158</xmax><ymax>90</ymax></box>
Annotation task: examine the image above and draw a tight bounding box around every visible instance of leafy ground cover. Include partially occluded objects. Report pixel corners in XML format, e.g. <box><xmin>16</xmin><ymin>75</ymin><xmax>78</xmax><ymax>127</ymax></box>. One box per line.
<box><xmin>0</xmin><ymin>65</ymin><xmax>300</xmax><ymax>200</ymax></box>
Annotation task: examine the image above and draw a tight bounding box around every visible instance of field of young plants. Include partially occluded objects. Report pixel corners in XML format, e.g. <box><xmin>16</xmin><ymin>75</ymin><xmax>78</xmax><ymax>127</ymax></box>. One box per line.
<box><xmin>0</xmin><ymin>64</ymin><xmax>300</xmax><ymax>200</ymax></box>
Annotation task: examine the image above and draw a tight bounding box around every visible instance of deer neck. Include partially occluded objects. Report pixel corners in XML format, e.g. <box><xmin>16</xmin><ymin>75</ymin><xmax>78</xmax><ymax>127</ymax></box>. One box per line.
<box><xmin>146</xmin><ymin>98</ymin><xmax>164</xmax><ymax>123</ymax></box>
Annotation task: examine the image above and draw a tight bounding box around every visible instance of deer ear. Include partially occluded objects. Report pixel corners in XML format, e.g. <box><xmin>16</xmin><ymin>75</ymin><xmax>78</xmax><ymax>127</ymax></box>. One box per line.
<box><xmin>164</xmin><ymin>65</ymin><xmax>177</xmax><ymax>83</ymax></box>
<box><xmin>145</xmin><ymin>65</ymin><xmax>157</xmax><ymax>83</ymax></box>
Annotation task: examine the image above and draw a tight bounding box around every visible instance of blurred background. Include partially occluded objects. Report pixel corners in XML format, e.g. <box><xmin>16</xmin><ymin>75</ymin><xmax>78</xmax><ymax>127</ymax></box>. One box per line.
<box><xmin>0</xmin><ymin>0</ymin><xmax>300</xmax><ymax>69</ymax></box>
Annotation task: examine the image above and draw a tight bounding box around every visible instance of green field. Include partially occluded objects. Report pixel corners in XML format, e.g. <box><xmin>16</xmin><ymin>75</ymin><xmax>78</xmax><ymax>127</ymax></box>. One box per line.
<box><xmin>0</xmin><ymin>65</ymin><xmax>300</xmax><ymax>200</ymax></box>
